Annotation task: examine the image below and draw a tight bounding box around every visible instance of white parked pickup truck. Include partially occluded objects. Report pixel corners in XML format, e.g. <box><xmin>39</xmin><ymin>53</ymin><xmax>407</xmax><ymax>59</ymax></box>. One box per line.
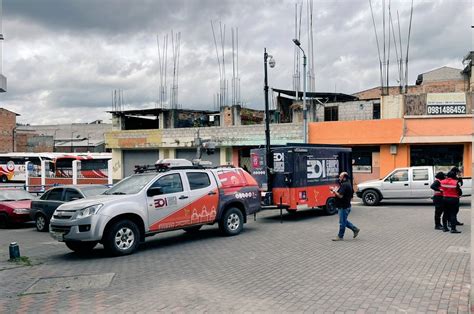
<box><xmin>356</xmin><ymin>166</ymin><xmax>472</xmax><ymax>206</ymax></box>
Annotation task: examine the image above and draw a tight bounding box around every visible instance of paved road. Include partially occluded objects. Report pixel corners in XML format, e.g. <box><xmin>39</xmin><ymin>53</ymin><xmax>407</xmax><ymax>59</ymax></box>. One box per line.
<box><xmin>0</xmin><ymin>200</ymin><xmax>470</xmax><ymax>313</ymax></box>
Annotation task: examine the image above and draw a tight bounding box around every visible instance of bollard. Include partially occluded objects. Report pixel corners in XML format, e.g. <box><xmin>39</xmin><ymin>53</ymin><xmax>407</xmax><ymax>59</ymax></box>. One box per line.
<box><xmin>9</xmin><ymin>242</ymin><xmax>20</xmax><ymax>260</ymax></box>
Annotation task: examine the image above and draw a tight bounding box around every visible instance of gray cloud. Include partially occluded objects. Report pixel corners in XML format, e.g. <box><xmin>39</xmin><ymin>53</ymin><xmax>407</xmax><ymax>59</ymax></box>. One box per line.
<box><xmin>0</xmin><ymin>0</ymin><xmax>471</xmax><ymax>124</ymax></box>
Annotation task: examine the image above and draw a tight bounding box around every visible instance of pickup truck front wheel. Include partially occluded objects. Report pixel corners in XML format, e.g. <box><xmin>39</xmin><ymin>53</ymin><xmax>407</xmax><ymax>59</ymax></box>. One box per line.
<box><xmin>65</xmin><ymin>241</ymin><xmax>98</xmax><ymax>254</ymax></box>
<box><xmin>362</xmin><ymin>190</ymin><xmax>381</xmax><ymax>206</ymax></box>
<box><xmin>219</xmin><ymin>207</ymin><xmax>243</xmax><ymax>236</ymax></box>
<box><xmin>104</xmin><ymin>220</ymin><xmax>140</xmax><ymax>256</ymax></box>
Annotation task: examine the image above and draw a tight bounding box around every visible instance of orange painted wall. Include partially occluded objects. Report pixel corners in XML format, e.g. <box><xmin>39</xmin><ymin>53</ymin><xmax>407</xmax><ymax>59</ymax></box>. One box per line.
<box><xmin>404</xmin><ymin>117</ymin><xmax>473</xmax><ymax>137</ymax></box>
<box><xmin>379</xmin><ymin>144</ymin><xmax>410</xmax><ymax>177</ymax></box>
<box><xmin>463</xmin><ymin>143</ymin><xmax>472</xmax><ymax>176</ymax></box>
<box><xmin>309</xmin><ymin>119</ymin><xmax>403</xmax><ymax>145</ymax></box>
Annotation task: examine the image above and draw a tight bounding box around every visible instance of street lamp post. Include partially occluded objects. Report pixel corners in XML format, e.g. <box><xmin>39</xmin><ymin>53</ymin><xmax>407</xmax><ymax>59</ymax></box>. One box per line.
<box><xmin>264</xmin><ymin>48</ymin><xmax>275</xmax><ymax>193</ymax></box>
<box><xmin>293</xmin><ymin>39</ymin><xmax>307</xmax><ymax>144</ymax></box>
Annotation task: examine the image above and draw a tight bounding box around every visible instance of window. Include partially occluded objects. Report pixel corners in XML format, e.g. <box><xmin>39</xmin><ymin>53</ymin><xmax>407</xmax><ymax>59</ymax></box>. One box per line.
<box><xmin>386</xmin><ymin>170</ymin><xmax>408</xmax><ymax>182</ymax></box>
<box><xmin>324</xmin><ymin>106</ymin><xmax>338</xmax><ymax>121</ymax></box>
<box><xmin>373</xmin><ymin>103</ymin><xmax>381</xmax><ymax>119</ymax></box>
<box><xmin>412</xmin><ymin>169</ymin><xmax>429</xmax><ymax>181</ymax></box>
<box><xmin>187</xmin><ymin>172</ymin><xmax>211</xmax><ymax>190</ymax></box>
<box><xmin>45</xmin><ymin>188</ymin><xmax>64</xmax><ymax>201</ymax></box>
<box><xmin>151</xmin><ymin>174</ymin><xmax>183</xmax><ymax>194</ymax></box>
<box><xmin>64</xmin><ymin>189</ymin><xmax>83</xmax><ymax>202</ymax></box>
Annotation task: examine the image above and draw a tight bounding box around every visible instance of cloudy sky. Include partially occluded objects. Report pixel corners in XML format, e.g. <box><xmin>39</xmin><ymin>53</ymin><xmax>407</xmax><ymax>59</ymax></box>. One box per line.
<box><xmin>1</xmin><ymin>0</ymin><xmax>471</xmax><ymax>125</ymax></box>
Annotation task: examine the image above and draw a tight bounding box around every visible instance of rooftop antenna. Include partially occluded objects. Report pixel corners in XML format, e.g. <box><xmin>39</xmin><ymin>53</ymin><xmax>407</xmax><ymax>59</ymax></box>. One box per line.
<box><xmin>369</xmin><ymin>0</ymin><xmax>384</xmax><ymax>96</ymax></box>
<box><xmin>170</xmin><ymin>30</ymin><xmax>181</xmax><ymax>109</ymax></box>
<box><xmin>156</xmin><ymin>34</ymin><xmax>168</xmax><ymax>109</ymax></box>
<box><xmin>404</xmin><ymin>0</ymin><xmax>414</xmax><ymax>94</ymax></box>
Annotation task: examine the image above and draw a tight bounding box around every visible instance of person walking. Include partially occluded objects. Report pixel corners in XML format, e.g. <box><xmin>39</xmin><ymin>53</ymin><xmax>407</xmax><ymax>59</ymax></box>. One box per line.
<box><xmin>440</xmin><ymin>170</ymin><xmax>462</xmax><ymax>233</ymax></box>
<box><xmin>331</xmin><ymin>172</ymin><xmax>360</xmax><ymax>241</ymax></box>
<box><xmin>430</xmin><ymin>172</ymin><xmax>446</xmax><ymax>230</ymax></box>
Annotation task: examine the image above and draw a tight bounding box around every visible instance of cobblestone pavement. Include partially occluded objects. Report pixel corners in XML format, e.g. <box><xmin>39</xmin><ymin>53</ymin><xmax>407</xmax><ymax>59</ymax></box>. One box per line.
<box><xmin>0</xmin><ymin>199</ymin><xmax>470</xmax><ymax>313</ymax></box>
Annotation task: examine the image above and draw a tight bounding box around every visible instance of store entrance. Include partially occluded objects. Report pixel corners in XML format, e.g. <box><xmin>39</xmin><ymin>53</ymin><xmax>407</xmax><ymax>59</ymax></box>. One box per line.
<box><xmin>410</xmin><ymin>144</ymin><xmax>464</xmax><ymax>169</ymax></box>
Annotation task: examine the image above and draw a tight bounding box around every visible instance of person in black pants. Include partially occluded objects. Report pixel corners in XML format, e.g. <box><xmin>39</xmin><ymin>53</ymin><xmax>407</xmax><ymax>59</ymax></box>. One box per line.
<box><xmin>449</xmin><ymin>166</ymin><xmax>464</xmax><ymax>226</ymax></box>
<box><xmin>331</xmin><ymin>172</ymin><xmax>360</xmax><ymax>241</ymax></box>
<box><xmin>430</xmin><ymin>172</ymin><xmax>445</xmax><ymax>230</ymax></box>
<box><xmin>440</xmin><ymin>170</ymin><xmax>462</xmax><ymax>233</ymax></box>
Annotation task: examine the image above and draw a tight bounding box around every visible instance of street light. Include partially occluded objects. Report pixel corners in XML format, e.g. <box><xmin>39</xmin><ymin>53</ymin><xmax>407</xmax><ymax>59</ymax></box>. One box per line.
<box><xmin>293</xmin><ymin>38</ymin><xmax>307</xmax><ymax>143</ymax></box>
<box><xmin>264</xmin><ymin>48</ymin><xmax>275</xmax><ymax>193</ymax></box>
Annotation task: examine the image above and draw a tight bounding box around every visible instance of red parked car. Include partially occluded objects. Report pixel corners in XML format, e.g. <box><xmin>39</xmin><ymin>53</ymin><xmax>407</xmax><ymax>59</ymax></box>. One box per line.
<box><xmin>0</xmin><ymin>189</ymin><xmax>36</xmax><ymax>228</ymax></box>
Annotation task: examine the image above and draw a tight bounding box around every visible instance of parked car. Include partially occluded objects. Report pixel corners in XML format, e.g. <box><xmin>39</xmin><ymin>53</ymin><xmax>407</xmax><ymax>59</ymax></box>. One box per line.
<box><xmin>30</xmin><ymin>185</ymin><xmax>108</xmax><ymax>232</ymax></box>
<box><xmin>0</xmin><ymin>189</ymin><xmax>36</xmax><ymax>228</ymax></box>
<box><xmin>50</xmin><ymin>164</ymin><xmax>261</xmax><ymax>256</ymax></box>
<box><xmin>356</xmin><ymin>166</ymin><xmax>472</xmax><ymax>206</ymax></box>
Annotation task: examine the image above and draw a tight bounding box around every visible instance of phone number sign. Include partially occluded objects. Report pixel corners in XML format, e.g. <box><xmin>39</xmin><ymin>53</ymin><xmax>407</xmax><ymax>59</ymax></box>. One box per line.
<box><xmin>426</xmin><ymin>93</ymin><xmax>466</xmax><ymax>115</ymax></box>
<box><xmin>427</xmin><ymin>104</ymin><xmax>466</xmax><ymax>115</ymax></box>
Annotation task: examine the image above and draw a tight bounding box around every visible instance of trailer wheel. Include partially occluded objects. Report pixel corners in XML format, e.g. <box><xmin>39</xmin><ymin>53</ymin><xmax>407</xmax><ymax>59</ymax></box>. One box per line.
<box><xmin>324</xmin><ymin>197</ymin><xmax>337</xmax><ymax>215</ymax></box>
<box><xmin>0</xmin><ymin>175</ymin><xmax>7</xmax><ymax>183</ymax></box>
<box><xmin>362</xmin><ymin>189</ymin><xmax>381</xmax><ymax>206</ymax></box>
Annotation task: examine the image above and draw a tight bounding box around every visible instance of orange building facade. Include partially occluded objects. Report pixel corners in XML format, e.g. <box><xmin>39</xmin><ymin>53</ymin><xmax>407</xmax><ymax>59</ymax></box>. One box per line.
<box><xmin>309</xmin><ymin>116</ymin><xmax>473</xmax><ymax>185</ymax></box>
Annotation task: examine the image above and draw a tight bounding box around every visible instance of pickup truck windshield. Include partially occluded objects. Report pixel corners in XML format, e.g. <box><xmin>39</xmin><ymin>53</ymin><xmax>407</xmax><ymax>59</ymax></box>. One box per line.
<box><xmin>105</xmin><ymin>173</ymin><xmax>157</xmax><ymax>195</ymax></box>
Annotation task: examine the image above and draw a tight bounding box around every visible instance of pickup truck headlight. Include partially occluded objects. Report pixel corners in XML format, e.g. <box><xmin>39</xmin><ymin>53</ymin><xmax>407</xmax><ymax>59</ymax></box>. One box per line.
<box><xmin>13</xmin><ymin>208</ymin><xmax>30</xmax><ymax>214</ymax></box>
<box><xmin>74</xmin><ymin>204</ymin><xmax>103</xmax><ymax>219</ymax></box>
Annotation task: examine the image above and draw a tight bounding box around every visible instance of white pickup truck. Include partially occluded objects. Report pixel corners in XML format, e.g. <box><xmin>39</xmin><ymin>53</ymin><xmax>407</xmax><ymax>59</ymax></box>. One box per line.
<box><xmin>356</xmin><ymin>166</ymin><xmax>472</xmax><ymax>206</ymax></box>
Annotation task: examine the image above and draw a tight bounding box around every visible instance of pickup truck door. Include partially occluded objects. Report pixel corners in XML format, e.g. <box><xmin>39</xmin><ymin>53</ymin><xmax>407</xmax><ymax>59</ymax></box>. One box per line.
<box><xmin>381</xmin><ymin>169</ymin><xmax>410</xmax><ymax>198</ymax></box>
<box><xmin>410</xmin><ymin>168</ymin><xmax>432</xmax><ymax>198</ymax></box>
<box><xmin>146</xmin><ymin>172</ymin><xmax>190</xmax><ymax>232</ymax></box>
<box><xmin>183</xmin><ymin>171</ymin><xmax>219</xmax><ymax>224</ymax></box>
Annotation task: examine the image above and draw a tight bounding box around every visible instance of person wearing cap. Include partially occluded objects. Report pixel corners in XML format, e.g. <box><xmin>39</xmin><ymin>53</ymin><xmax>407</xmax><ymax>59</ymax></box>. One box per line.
<box><xmin>430</xmin><ymin>172</ymin><xmax>446</xmax><ymax>230</ymax></box>
<box><xmin>440</xmin><ymin>170</ymin><xmax>463</xmax><ymax>233</ymax></box>
<box><xmin>330</xmin><ymin>172</ymin><xmax>360</xmax><ymax>241</ymax></box>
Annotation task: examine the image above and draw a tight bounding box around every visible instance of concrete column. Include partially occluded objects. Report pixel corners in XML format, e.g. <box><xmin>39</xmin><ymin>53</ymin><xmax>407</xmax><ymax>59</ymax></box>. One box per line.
<box><xmin>220</xmin><ymin>147</ymin><xmax>230</xmax><ymax>165</ymax></box>
<box><xmin>107</xmin><ymin>159</ymin><xmax>113</xmax><ymax>186</ymax></box>
<box><xmin>168</xmin><ymin>148</ymin><xmax>176</xmax><ymax>159</ymax></box>
<box><xmin>72</xmin><ymin>160</ymin><xmax>81</xmax><ymax>185</ymax></box>
<box><xmin>111</xmin><ymin>149</ymin><xmax>123</xmax><ymax>181</ymax></box>
<box><xmin>159</xmin><ymin>112</ymin><xmax>165</xmax><ymax>129</ymax></box>
<box><xmin>40</xmin><ymin>160</ymin><xmax>46</xmax><ymax>190</ymax></box>
<box><xmin>25</xmin><ymin>161</ymin><xmax>30</xmax><ymax>192</ymax></box>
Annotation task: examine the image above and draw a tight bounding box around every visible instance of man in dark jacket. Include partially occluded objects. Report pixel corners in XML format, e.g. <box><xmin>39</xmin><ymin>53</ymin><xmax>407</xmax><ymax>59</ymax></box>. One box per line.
<box><xmin>331</xmin><ymin>172</ymin><xmax>360</xmax><ymax>241</ymax></box>
<box><xmin>430</xmin><ymin>172</ymin><xmax>445</xmax><ymax>230</ymax></box>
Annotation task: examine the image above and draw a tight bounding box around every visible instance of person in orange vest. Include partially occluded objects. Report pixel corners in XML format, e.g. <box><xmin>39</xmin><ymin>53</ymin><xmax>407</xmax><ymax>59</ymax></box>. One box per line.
<box><xmin>440</xmin><ymin>170</ymin><xmax>462</xmax><ymax>233</ymax></box>
<box><xmin>430</xmin><ymin>172</ymin><xmax>445</xmax><ymax>230</ymax></box>
<box><xmin>449</xmin><ymin>166</ymin><xmax>464</xmax><ymax>226</ymax></box>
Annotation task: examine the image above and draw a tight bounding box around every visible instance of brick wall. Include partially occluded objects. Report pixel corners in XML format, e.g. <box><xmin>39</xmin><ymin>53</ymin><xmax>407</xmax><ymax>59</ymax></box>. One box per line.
<box><xmin>314</xmin><ymin>100</ymin><xmax>378</xmax><ymax>122</ymax></box>
<box><xmin>0</xmin><ymin>109</ymin><xmax>16</xmax><ymax>153</ymax></box>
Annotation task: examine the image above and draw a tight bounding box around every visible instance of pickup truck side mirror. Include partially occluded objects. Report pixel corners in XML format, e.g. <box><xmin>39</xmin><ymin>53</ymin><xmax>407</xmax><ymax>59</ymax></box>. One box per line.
<box><xmin>147</xmin><ymin>187</ymin><xmax>163</xmax><ymax>197</ymax></box>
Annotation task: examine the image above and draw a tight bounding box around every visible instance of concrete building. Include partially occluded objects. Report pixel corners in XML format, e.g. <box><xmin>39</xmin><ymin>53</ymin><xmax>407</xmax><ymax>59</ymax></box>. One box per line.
<box><xmin>15</xmin><ymin>120</ymin><xmax>112</xmax><ymax>153</ymax></box>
